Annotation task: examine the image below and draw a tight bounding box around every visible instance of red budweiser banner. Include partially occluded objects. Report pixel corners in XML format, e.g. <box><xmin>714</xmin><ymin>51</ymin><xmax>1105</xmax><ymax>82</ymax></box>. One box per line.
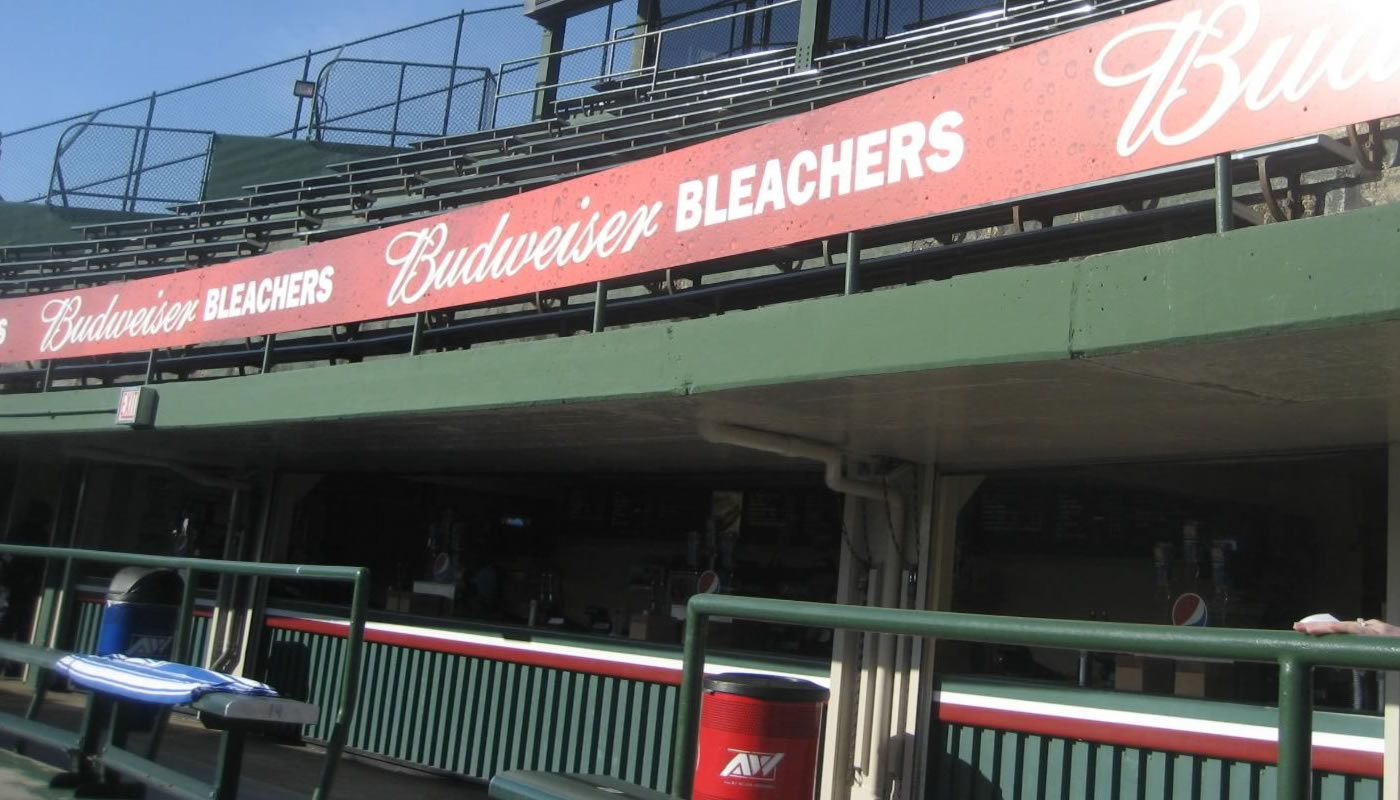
<box><xmin>2</xmin><ymin>0</ymin><xmax>1397</xmax><ymax>363</ymax></box>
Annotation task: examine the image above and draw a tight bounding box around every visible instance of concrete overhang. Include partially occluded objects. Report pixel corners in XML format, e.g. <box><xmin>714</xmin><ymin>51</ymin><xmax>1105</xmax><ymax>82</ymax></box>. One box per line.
<box><xmin>0</xmin><ymin>202</ymin><xmax>1397</xmax><ymax>473</ymax></box>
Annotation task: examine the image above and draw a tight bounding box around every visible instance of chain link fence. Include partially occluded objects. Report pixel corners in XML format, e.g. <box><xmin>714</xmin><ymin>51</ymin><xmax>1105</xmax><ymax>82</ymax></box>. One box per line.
<box><xmin>311</xmin><ymin>59</ymin><xmax>497</xmax><ymax>148</ymax></box>
<box><xmin>47</xmin><ymin>124</ymin><xmax>215</xmax><ymax>213</ymax></box>
<box><xmin>0</xmin><ymin>4</ymin><xmax>532</xmax><ymax>211</ymax></box>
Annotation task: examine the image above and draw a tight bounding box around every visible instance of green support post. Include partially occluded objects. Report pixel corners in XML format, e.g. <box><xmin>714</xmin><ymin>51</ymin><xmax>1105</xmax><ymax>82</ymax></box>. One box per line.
<box><xmin>212</xmin><ymin>727</ymin><xmax>248</xmax><ymax>800</ymax></box>
<box><xmin>314</xmin><ymin>567</ymin><xmax>369</xmax><ymax>800</ymax></box>
<box><xmin>592</xmin><ymin>282</ymin><xmax>607</xmax><ymax>333</ymax></box>
<box><xmin>795</xmin><ymin>0</ymin><xmax>831</xmax><ymax>70</ymax></box>
<box><xmin>410</xmin><ymin>312</ymin><xmax>425</xmax><ymax>356</ymax></box>
<box><xmin>672</xmin><ymin>606</ymin><xmax>708</xmax><ymax>798</ymax></box>
<box><xmin>1277</xmin><ymin>657</ymin><xmax>1313</xmax><ymax>800</ymax></box>
<box><xmin>1215</xmin><ymin>153</ymin><xmax>1234</xmax><ymax>233</ymax></box>
<box><xmin>533</xmin><ymin>17</ymin><xmax>567</xmax><ymax>121</ymax></box>
<box><xmin>844</xmin><ymin>232</ymin><xmax>861</xmax><ymax>295</ymax></box>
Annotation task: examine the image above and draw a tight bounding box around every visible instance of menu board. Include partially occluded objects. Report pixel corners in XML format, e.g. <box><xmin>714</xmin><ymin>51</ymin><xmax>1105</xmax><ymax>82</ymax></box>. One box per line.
<box><xmin>973</xmin><ymin>482</ymin><xmax>1186</xmax><ymax>555</ymax></box>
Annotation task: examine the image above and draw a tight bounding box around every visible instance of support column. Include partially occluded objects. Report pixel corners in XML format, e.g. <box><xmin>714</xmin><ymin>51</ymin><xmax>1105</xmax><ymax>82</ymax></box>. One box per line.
<box><xmin>533</xmin><ymin>17</ymin><xmax>567</xmax><ymax>121</ymax></box>
<box><xmin>631</xmin><ymin>0</ymin><xmax>660</xmax><ymax>71</ymax></box>
<box><xmin>206</xmin><ymin>488</ymin><xmax>244</xmax><ymax>671</ymax></box>
<box><xmin>1385</xmin><ymin>443</ymin><xmax>1400</xmax><ymax>800</ymax></box>
<box><xmin>822</xmin><ymin>466</ymin><xmax>922</xmax><ymax>800</ymax></box>
<box><xmin>795</xmin><ymin>0</ymin><xmax>832</xmax><ymax>70</ymax></box>
<box><xmin>924</xmin><ymin>476</ymin><xmax>982</xmax><ymax>616</ymax></box>
<box><xmin>821</xmin><ymin>493</ymin><xmax>867</xmax><ymax>800</ymax></box>
<box><xmin>912</xmin><ymin>474</ymin><xmax>983</xmax><ymax>799</ymax></box>
<box><xmin>28</xmin><ymin>463</ymin><xmax>85</xmax><ymax>665</ymax></box>
<box><xmin>233</xmin><ymin>473</ymin><xmax>278</xmax><ymax>680</ymax></box>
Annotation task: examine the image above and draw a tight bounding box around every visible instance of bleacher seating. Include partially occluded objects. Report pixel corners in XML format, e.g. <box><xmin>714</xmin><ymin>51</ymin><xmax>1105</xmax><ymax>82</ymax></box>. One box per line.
<box><xmin>0</xmin><ymin>0</ymin><xmax>1380</xmax><ymax>392</ymax></box>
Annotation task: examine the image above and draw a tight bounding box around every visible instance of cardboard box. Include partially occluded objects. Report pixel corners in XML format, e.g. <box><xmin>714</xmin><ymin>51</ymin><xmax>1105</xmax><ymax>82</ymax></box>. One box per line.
<box><xmin>629</xmin><ymin>613</ymin><xmax>679</xmax><ymax>642</ymax></box>
<box><xmin>1173</xmin><ymin>660</ymin><xmax>1231</xmax><ymax>698</ymax></box>
<box><xmin>385</xmin><ymin>590</ymin><xmax>413</xmax><ymax>613</ymax></box>
<box><xmin>1115</xmin><ymin>654</ymin><xmax>1174</xmax><ymax>693</ymax></box>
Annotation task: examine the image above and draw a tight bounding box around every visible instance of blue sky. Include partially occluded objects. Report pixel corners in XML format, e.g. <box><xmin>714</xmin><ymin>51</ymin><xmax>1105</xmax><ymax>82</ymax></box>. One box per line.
<box><xmin>0</xmin><ymin>1</ymin><xmax>541</xmax><ymax>133</ymax></box>
<box><xmin>0</xmin><ymin>1</ymin><xmax>633</xmax><ymax>203</ymax></box>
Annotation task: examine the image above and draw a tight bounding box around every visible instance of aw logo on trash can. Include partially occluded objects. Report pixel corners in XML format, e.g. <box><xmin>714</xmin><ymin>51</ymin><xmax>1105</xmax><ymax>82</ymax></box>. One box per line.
<box><xmin>720</xmin><ymin>749</ymin><xmax>785</xmax><ymax>782</ymax></box>
<box><xmin>125</xmin><ymin>634</ymin><xmax>173</xmax><ymax>659</ymax></box>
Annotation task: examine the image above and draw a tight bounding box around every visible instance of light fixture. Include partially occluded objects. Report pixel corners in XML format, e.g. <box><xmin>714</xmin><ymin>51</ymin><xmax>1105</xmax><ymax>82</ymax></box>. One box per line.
<box><xmin>292</xmin><ymin>80</ymin><xmax>317</xmax><ymax>99</ymax></box>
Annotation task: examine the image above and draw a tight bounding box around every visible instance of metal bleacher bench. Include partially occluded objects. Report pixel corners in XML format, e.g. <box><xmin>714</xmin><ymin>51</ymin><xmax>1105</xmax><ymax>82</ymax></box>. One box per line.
<box><xmin>0</xmin><ymin>638</ymin><xmax>318</xmax><ymax>800</ymax></box>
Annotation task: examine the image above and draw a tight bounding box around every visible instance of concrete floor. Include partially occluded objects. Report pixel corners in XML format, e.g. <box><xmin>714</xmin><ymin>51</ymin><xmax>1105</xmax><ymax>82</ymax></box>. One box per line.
<box><xmin>0</xmin><ymin>679</ymin><xmax>490</xmax><ymax>800</ymax></box>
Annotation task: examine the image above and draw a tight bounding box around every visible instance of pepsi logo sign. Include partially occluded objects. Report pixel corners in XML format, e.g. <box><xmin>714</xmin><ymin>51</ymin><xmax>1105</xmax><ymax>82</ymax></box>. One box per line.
<box><xmin>1172</xmin><ymin>593</ymin><xmax>1209</xmax><ymax>626</ymax></box>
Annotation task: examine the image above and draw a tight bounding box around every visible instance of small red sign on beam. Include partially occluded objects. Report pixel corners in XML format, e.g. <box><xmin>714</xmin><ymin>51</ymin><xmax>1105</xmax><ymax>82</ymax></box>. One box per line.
<box><xmin>115</xmin><ymin>386</ymin><xmax>156</xmax><ymax>428</ymax></box>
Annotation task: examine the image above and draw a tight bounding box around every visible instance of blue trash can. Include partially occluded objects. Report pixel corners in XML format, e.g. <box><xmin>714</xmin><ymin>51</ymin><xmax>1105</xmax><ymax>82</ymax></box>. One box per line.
<box><xmin>96</xmin><ymin>567</ymin><xmax>183</xmax><ymax>660</ymax></box>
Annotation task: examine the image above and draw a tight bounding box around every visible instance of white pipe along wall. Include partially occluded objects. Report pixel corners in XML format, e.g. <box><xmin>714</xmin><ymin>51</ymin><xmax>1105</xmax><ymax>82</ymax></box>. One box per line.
<box><xmin>696</xmin><ymin>422</ymin><xmax>918</xmax><ymax>800</ymax></box>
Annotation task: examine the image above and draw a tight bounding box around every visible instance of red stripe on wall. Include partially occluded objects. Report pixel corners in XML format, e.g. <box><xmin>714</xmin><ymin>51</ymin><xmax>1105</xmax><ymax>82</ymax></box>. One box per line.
<box><xmin>264</xmin><ymin>614</ymin><xmax>684</xmax><ymax>686</ymax></box>
<box><xmin>262</xmin><ymin>613</ymin><xmax>1381</xmax><ymax>778</ymax></box>
<box><xmin>937</xmin><ymin>702</ymin><xmax>1382</xmax><ymax>778</ymax></box>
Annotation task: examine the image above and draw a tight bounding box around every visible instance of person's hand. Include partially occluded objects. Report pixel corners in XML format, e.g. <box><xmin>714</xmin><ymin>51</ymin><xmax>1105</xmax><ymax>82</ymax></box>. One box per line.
<box><xmin>1294</xmin><ymin>618</ymin><xmax>1399</xmax><ymax>636</ymax></box>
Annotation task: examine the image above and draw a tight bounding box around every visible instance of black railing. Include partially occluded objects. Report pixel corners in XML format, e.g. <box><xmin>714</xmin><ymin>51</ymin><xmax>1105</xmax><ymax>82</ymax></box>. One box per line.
<box><xmin>0</xmin><ymin>5</ymin><xmax>523</xmax><ymax>211</ymax></box>
<box><xmin>308</xmin><ymin>58</ymin><xmax>496</xmax><ymax>148</ymax></box>
<box><xmin>47</xmin><ymin>122</ymin><xmax>216</xmax><ymax>213</ymax></box>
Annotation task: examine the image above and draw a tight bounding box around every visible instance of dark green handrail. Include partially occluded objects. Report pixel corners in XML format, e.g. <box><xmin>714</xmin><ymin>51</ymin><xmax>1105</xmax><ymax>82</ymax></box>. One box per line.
<box><xmin>0</xmin><ymin>543</ymin><xmax>368</xmax><ymax>800</ymax></box>
<box><xmin>673</xmin><ymin>595</ymin><xmax>1400</xmax><ymax>800</ymax></box>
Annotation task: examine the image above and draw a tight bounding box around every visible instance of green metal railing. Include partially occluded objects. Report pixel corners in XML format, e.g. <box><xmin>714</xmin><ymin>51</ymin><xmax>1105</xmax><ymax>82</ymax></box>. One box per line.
<box><xmin>0</xmin><ymin>543</ymin><xmax>369</xmax><ymax>800</ymax></box>
<box><xmin>672</xmin><ymin>595</ymin><xmax>1400</xmax><ymax>800</ymax></box>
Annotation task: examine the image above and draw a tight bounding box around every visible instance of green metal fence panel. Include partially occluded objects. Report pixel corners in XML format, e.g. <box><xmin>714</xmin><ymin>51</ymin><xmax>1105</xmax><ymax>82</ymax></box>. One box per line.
<box><xmin>928</xmin><ymin>675</ymin><xmax>1383</xmax><ymax>795</ymax></box>
<box><xmin>262</xmin><ymin>622</ymin><xmax>682</xmax><ymax>788</ymax></box>
<box><xmin>926</xmin><ymin>677</ymin><xmax>1384</xmax><ymax>799</ymax></box>
<box><xmin>929</xmin><ymin>723</ymin><xmax>1377</xmax><ymax>800</ymax></box>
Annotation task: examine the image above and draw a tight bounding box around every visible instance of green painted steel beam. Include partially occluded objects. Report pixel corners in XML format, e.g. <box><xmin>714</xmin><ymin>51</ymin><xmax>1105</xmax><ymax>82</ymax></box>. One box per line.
<box><xmin>532</xmin><ymin>19</ymin><xmax>565</xmax><ymax>122</ymax></box>
<box><xmin>3</xmin><ymin>203</ymin><xmax>1398</xmax><ymax>437</ymax></box>
<box><xmin>0</xmin><ymin>640</ymin><xmax>66</xmax><ymax>669</ymax></box>
<box><xmin>794</xmin><ymin>0</ymin><xmax>829</xmax><ymax>69</ymax></box>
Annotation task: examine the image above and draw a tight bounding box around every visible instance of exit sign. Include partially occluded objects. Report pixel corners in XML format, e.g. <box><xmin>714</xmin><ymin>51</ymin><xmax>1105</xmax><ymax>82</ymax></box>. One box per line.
<box><xmin>115</xmin><ymin>386</ymin><xmax>157</xmax><ymax>428</ymax></box>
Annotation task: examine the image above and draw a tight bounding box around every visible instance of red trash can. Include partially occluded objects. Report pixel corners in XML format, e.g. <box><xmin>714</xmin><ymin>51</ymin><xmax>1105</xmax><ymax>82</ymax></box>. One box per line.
<box><xmin>693</xmin><ymin>673</ymin><xmax>829</xmax><ymax>800</ymax></box>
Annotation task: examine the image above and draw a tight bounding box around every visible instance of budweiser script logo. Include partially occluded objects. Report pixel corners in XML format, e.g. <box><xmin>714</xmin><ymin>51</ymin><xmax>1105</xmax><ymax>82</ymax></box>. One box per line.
<box><xmin>384</xmin><ymin>197</ymin><xmax>664</xmax><ymax>307</ymax></box>
<box><xmin>39</xmin><ymin>293</ymin><xmax>200</xmax><ymax>354</ymax></box>
<box><xmin>1094</xmin><ymin>0</ymin><xmax>1399</xmax><ymax>157</ymax></box>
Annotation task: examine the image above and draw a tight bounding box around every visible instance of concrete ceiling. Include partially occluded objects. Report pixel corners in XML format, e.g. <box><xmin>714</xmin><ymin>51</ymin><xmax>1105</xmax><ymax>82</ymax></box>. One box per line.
<box><xmin>23</xmin><ymin>317</ymin><xmax>1400</xmax><ymax>476</ymax></box>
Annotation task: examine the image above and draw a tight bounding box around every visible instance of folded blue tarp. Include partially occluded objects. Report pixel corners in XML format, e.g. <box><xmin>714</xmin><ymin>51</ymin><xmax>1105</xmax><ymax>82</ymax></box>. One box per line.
<box><xmin>55</xmin><ymin>654</ymin><xmax>278</xmax><ymax>705</ymax></box>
